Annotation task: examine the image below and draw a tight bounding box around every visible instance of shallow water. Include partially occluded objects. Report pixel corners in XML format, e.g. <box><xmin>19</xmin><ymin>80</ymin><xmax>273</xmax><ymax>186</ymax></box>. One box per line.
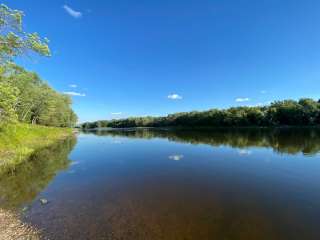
<box><xmin>1</xmin><ymin>128</ymin><xmax>320</xmax><ymax>239</ymax></box>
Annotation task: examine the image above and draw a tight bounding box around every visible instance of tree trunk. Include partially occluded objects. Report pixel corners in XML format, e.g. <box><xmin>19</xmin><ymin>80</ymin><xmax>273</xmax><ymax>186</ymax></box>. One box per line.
<box><xmin>31</xmin><ymin>116</ymin><xmax>38</xmax><ymax>125</ymax></box>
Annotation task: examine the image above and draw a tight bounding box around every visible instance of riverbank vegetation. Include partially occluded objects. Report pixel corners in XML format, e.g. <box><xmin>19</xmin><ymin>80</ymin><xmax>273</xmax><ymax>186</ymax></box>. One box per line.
<box><xmin>81</xmin><ymin>98</ymin><xmax>320</xmax><ymax>129</ymax></box>
<box><xmin>0</xmin><ymin>124</ymin><xmax>73</xmax><ymax>175</ymax></box>
<box><xmin>0</xmin><ymin>4</ymin><xmax>77</xmax><ymax>171</ymax></box>
<box><xmin>0</xmin><ymin>63</ymin><xmax>77</xmax><ymax>127</ymax></box>
<box><xmin>0</xmin><ymin>4</ymin><xmax>77</xmax><ymax>127</ymax></box>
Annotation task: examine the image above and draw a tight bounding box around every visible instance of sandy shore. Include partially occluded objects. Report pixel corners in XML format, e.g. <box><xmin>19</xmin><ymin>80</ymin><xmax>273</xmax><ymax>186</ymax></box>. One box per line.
<box><xmin>0</xmin><ymin>209</ymin><xmax>39</xmax><ymax>240</ymax></box>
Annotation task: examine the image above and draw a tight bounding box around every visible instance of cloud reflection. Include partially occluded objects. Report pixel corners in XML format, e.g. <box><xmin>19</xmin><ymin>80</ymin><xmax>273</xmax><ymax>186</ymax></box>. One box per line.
<box><xmin>238</xmin><ymin>149</ymin><xmax>252</xmax><ymax>156</ymax></box>
<box><xmin>168</xmin><ymin>154</ymin><xmax>184</xmax><ymax>161</ymax></box>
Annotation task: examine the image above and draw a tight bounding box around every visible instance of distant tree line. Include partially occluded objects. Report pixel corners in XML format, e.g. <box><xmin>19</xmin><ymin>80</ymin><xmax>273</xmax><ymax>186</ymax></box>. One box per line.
<box><xmin>81</xmin><ymin>98</ymin><xmax>320</xmax><ymax>129</ymax></box>
<box><xmin>0</xmin><ymin>4</ymin><xmax>77</xmax><ymax>127</ymax></box>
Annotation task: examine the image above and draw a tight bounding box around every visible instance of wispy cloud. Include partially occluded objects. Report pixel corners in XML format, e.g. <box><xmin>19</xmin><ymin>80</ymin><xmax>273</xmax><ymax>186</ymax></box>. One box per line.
<box><xmin>235</xmin><ymin>97</ymin><xmax>250</xmax><ymax>102</ymax></box>
<box><xmin>63</xmin><ymin>5</ymin><xmax>82</xmax><ymax>18</ymax></box>
<box><xmin>111</xmin><ymin>112</ymin><xmax>122</xmax><ymax>115</ymax></box>
<box><xmin>168</xmin><ymin>93</ymin><xmax>183</xmax><ymax>100</ymax></box>
<box><xmin>69</xmin><ymin>84</ymin><xmax>77</xmax><ymax>88</ymax></box>
<box><xmin>260</xmin><ymin>90</ymin><xmax>267</xmax><ymax>94</ymax></box>
<box><xmin>168</xmin><ymin>154</ymin><xmax>184</xmax><ymax>161</ymax></box>
<box><xmin>63</xmin><ymin>91</ymin><xmax>86</xmax><ymax>97</ymax></box>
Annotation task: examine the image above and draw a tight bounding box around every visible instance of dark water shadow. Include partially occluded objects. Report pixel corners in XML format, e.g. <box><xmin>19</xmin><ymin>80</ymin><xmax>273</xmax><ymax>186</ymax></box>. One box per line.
<box><xmin>85</xmin><ymin>127</ymin><xmax>320</xmax><ymax>155</ymax></box>
<box><xmin>0</xmin><ymin>137</ymin><xmax>77</xmax><ymax>209</ymax></box>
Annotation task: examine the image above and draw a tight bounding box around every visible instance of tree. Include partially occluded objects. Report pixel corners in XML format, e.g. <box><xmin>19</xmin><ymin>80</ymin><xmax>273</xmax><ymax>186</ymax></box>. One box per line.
<box><xmin>0</xmin><ymin>4</ymin><xmax>54</xmax><ymax>126</ymax></box>
<box><xmin>81</xmin><ymin>99</ymin><xmax>320</xmax><ymax>129</ymax></box>
<box><xmin>0</xmin><ymin>63</ymin><xmax>77</xmax><ymax>127</ymax></box>
<box><xmin>0</xmin><ymin>4</ymin><xmax>50</xmax><ymax>64</ymax></box>
<box><xmin>0</xmin><ymin>4</ymin><xmax>77</xmax><ymax>128</ymax></box>
<box><xmin>0</xmin><ymin>77</ymin><xmax>19</xmax><ymax>124</ymax></box>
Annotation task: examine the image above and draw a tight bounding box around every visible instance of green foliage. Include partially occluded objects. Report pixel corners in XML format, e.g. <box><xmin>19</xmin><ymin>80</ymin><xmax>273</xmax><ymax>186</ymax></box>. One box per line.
<box><xmin>0</xmin><ymin>4</ymin><xmax>50</xmax><ymax>64</ymax></box>
<box><xmin>0</xmin><ymin>64</ymin><xmax>77</xmax><ymax>127</ymax></box>
<box><xmin>0</xmin><ymin>4</ymin><xmax>76</xmax><ymax>127</ymax></box>
<box><xmin>0</xmin><ymin>74</ymin><xmax>19</xmax><ymax>124</ymax></box>
<box><xmin>82</xmin><ymin>98</ymin><xmax>320</xmax><ymax>129</ymax></box>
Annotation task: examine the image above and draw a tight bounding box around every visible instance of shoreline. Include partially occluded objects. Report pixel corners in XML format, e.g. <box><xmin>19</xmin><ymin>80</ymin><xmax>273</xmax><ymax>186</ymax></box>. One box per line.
<box><xmin>0</xmin><ymin>124</ymin><xmax>74</xmax><ymax>175</ymax></box>
<box><xmin>0</xmin><ymin>124</ymin><xmax>75</xmax><ymax>239</ymax></box>
<box><xmin>0</xmin><ymin>208</ymin><xmax>39</xmax><ymax>240</ymax></box>
<box><xmin>81</xmin><ymin>125</ymin><xmax>320</xmax><ymax>131</ymax></box>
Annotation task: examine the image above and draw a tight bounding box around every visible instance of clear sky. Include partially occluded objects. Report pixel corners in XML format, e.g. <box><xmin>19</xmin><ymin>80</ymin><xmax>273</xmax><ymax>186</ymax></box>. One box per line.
<box><xmin>7</xmin><ymin>0</ymin><xmax>320</xmax><ymax>122</ymax></box>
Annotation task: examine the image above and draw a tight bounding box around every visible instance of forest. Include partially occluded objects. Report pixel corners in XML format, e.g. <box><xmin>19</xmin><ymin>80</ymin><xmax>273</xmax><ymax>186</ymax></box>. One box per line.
<box><xmin>0</xmin><ymin>4</ymin><xmax>77</xmax><ymax>128</ymax></box>
<box><xmin>81</xmin><ymin>98</ymin><xmax>320</xmax><ymax>129</ymax></box>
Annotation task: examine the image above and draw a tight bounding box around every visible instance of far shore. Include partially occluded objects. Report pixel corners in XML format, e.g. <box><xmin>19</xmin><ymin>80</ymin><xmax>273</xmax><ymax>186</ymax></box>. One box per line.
<box><xmin>80</xmin><ymin>125</ymin><xmax>320</xmax><ymax>131</ymax></box>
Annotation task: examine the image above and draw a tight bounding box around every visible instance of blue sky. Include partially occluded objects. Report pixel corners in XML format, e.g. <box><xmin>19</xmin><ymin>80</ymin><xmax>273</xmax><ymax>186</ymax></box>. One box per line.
<box><xmin>7</xmin><ymin>0</ymin><xmax>320</xmax><ymax>122</ymax></box>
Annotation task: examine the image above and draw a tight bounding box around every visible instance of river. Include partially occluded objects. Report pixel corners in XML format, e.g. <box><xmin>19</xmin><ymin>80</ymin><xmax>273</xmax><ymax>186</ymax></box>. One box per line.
<box><xmin>1</xmin><ymin>128</ymin><xmax>320</xmax><ymax>239</ymax></box>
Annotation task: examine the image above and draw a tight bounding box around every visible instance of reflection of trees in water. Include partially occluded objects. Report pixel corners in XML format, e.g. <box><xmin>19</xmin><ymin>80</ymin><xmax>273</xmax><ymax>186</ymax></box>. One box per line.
<box><xmin>87</xmin><ymin>128</ymin><xmax>320</xmax><ymax>155</ymax></box>
<box><xmin>0</xmin><ymin>137</ymin><xmax>77</xmax><ymax>209</ymax></box>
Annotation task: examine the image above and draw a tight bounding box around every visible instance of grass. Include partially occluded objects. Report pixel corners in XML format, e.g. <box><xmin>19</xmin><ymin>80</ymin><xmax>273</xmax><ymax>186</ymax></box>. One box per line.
<box><xmin>0</xmin><ymin>123</ymin><xmax>73</xmax><ymax>175</ymax></box>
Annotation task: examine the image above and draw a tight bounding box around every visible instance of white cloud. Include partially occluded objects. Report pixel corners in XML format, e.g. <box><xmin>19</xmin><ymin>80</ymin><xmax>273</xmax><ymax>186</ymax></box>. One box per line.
<box><xmin>70</xmin><ymin>161</ymin><xmax>80</xmax><ymax>166</ymax></box>
<box><xmin>111</xmin><ymin>112</ymin><xmax>122</xmax><ymax>115</ymax></box>
<box><xmin>63</xmin><ymin>91</ymin><xmax>86</xmax><ymax>97</ymax></box>
<box><xmin>260</xmin><ymin>90</ymin><xmax>267</xmax><ymax>94</ymax></box>
<box><xmin>168</xmin><ymin>154</ymin><xmax>184</xmax><ymax>161</ymax></box>
<box><xmin>63</xmin><ymin>5</ymin><xmax>82</xmax><ymax>18</ymax></box>
<box><xmin>69</xmin><ymin>84</ymin><xmax>77</xmax><ymax>88</ymax></box>
<box><xmin>168</xmin><ymin>93</ymin><xmax>183</xmax><ymax>100</ymax></box>
<box><xmin>235</xmin><ymin>97</ymin><xmax>250</xmax><ymax>102</ymax></box>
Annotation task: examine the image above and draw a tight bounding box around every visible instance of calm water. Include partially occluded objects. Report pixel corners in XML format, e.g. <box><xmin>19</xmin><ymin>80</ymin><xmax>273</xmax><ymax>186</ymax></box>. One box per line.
<box><xmin>1</xmin><ymin>128</ymin><xmax>320</xmax><ymax>239</ymax></box>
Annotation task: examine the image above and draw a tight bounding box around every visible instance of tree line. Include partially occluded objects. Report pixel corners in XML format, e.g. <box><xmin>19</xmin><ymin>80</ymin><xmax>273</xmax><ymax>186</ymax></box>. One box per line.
<box><xmin>81</xmin><ymin>98</ymin><xmax>320</xmax><ymax>129</ymax></box>
<box><xmin>0</xmin><ymin>4</ymin><xmax>77</xmax><ymax>127</ymax></box>
<box><xmin>0</xmin><ymin>63</ymin><xmax>77</xmax><ymax>127</ymax></box>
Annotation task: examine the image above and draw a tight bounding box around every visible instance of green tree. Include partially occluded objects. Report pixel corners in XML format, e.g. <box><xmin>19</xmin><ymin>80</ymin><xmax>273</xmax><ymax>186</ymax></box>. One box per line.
<box><xmin>0</xmin><ymin>4</ymin><xmax>50</xmax><ymax>64</ymax></box>
<box><xmin>0</xmin><ymin>4</ymin><xmax>56</xmax><ymax>126</ymax></box>
<box><xmin>0</xmin><ymin>76</ymin><xmax>19</xmax><ymax>123</ymax></box>
<box><xmin>0</xmin><ymin>63</ymin><xmax>77</xmax><ymax>127</ymax></box>
<box><xmin>81</xmin><ymin>98</ymin><xmax>320</xmax><ymax>129</ymax></box>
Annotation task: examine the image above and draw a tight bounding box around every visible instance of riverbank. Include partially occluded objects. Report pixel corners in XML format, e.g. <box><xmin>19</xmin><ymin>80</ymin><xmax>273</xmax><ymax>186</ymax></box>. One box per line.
<box><xmin>0</xmin><ymin>123</ymin><xmax>73</xmax><ymax>175</ymax></box>
<box><xmin>0</xmin><ymin>209</ymin><xmax>39</xmax><ymax>240</ymax></box>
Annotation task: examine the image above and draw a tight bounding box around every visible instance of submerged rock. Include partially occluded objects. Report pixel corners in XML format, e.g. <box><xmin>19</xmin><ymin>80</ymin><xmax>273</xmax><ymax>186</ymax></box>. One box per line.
<box><xmin>22</xmin><ymin>206</ymin><xmax>29</xmax><ymax>212</ymax></box>
<box><xmin>39</xmin><ymin>198</ymin><xmax>48</xmax><ymax>205</ymax></box>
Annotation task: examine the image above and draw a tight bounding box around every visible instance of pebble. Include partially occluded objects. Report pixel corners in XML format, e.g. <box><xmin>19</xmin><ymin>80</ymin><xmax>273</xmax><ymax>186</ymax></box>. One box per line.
<box><xmin>39</xmin><ymin>198</ymin><xmax>48</xmax><ymax>205</ymax></box>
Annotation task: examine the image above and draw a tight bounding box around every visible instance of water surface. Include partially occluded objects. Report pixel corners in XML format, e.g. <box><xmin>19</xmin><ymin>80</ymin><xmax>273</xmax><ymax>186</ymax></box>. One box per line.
<box><xmin>1</xmin><ymin>128</ymin><xmax>320</xmax><ymax>240</ymax></box>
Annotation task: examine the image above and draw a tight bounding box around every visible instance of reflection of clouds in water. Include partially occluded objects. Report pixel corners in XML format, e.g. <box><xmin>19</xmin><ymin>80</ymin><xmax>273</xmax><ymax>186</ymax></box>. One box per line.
<box><xmin>71</xmin><ymin>161</ymin><xmax>79</xmax><ymax>166</ymax></box>
<box><xmin>168</xmin><ymin>154</ymin><xmax>184</xmax><ymax>161</ymax></box>
<box><xmin>238</xmin><ymin>149</ymin><xmax>252</xmax><ymax>156</ymax></box>
<box><xmin>112</xmin><ymin>140</ymin><xmax>123</xmax><ymax>144</ymax></box>
<box><xmin>68</xmin><ymin>170</ymin><xmax>76</xmax><ymax>174</ymax></box>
